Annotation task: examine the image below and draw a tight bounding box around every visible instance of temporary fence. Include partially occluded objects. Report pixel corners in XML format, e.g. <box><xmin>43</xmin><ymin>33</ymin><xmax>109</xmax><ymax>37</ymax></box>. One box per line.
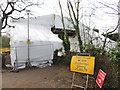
<box><xmin>11</xmin><ymin>44</ymin><xmax>54</xmax><ymax>70</ymax></box>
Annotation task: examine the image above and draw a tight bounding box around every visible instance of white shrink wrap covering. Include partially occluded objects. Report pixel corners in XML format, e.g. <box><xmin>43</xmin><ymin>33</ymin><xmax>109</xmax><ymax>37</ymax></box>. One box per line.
<box><xmin>10</xmin><ymin>15</ymin><xmax>63</xmax><ymax>68</ymax></box>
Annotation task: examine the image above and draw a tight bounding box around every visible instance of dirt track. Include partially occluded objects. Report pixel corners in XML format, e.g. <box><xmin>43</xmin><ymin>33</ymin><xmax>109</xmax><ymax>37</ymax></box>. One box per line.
<box><xmin>2</xmin><ymin>65</ymin><xmax>95</xmax><ymax>88</ymax></box>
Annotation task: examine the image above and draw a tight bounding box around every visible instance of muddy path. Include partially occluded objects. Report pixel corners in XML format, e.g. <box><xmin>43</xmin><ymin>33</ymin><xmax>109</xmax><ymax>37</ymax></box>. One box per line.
<box><xmin>2</xmin><ymin>65</ymin><xmax>95</xmax><ymax>88</ymax></box>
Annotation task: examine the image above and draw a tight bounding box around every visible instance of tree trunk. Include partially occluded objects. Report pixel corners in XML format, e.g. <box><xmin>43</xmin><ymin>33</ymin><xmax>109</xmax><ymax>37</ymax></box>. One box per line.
<box><xmin>0</xmin><ymin>18</ymin><xmax>2</xmax><ymax>38</ymax></box>
<box><xmin>0</xmin><ymin>18</ymin><xmax>6</xmax><ymax>67</ymax></box>
<box><xmin>58</xmin><ymin>0</ymin><xmax>70</xmax><ymax>53</ymax></box>
<box><xmin>67</xmin><ymin>0</ymin><xmax>83</xmax><ymax>52</ymax></box>
<box><xmin>75</xmin><ymin>26</ymin><xmax>83</xmax><ymax>52</ymax></box>
<box><xmin>0</xmin><ymin>18</ymin><xmax>2</xmax><ymax>68</ymax></box>
<box><xmin>76</xmin><ymin>0</ymin><xmax>83</xmax><ymax>52</ymax></box>
<box><xmin>102</xmin><ymin>33</ymin><xmax>108</xmax><ymax>50</ymax></box>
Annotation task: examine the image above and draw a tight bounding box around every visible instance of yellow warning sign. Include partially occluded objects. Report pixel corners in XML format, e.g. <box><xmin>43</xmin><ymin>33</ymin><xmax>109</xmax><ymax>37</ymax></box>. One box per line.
<box><xmin>0</xmin><ymin>48</ymin><xmax>10</xmax><ymax>53</ymax></box>
<box><xmin>27</xmin><ymin>40</ymin><xmax>30</xmax><ymax>44</ymax></box>
<box><xmin>70</xmin><ymin>56</ymin><xmax>95</xmax><ymax>75</ymax></box>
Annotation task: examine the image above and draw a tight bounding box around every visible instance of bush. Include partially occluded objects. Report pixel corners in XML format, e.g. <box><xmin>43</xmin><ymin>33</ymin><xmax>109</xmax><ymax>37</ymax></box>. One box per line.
<box><xmin>53</xmin><ymin>50</ymin><xmax>72</xmax><ymax>66</ymax></box>
<box><xmin>108</xmin><ymin>46</ymin><xmax>120</xmax><ymax>62</ymax></box>
<box><xmin>84</xmin><ymin>43</ymin><xmax>106</xmax><ymax>55</ymax></box>
<box><xmin>94</xmin><ymin>54</ymin><xmax>118</xmax><ymax>88</ymax></box>
<box><xmin>107</xmin><ymin>46</ymin><xmax>120</xmax><ymax>88</ymax></box>
<box><xmin>53</xmin><ymin>47</ymin><xmax>119</xmax><ymax>88</ymax></box>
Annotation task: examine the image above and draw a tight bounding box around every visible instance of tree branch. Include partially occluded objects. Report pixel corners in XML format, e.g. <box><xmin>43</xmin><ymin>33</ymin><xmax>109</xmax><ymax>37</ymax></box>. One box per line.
<box><xmin>108</xmin><ymin>23</ymin><xmax>119</xmax><ymax>34</ymax></box>
<box><xmin>14</xmin><ymin>3</ymin><xmax>39</xmax><ymax>12</ymax></box>
<box><xmin>99</xmin><ymin>2</ymin><xmax>118</xmax><ymax>13</ymax></box>
<box><xmin>0</xmin><ymin>0</ymin><xmax>43</xmax><ymax>31</ymax></box>
<box><xmin>4</xmin><ymin>2</ymin><xmax>9</xmax><ymax>12</ymax></box>
<box><xmin>6</xmin><ymin>2</ymin><xmax>14</xmax><ymax>16</ymax></box>
<box><xmin>0</xmin><ymin>5</ymin><xmax>4</xmax><ymax>12</ymax></box>
<box><xmin>58</xmin><ymin>0</ymin><xmax>67</xmax><ymax>35</ymax></box>
<box><xmin>7</xmin><ymin>24</ymin><xmax>15</xmax><ymax>28</ymax></box>
<box><xmin>67</xmin><ymin>0</ymin><xmax>76</xmax><ymax>28</ymax></box>
<box><xmin>102</xmin><ymin>23</ymin><xmax>119</xmax><ymax>50</ymax></box>
<box><xmin>2</xmin><ymin>16</ymin><xmax>8</xmax><ymax>29</ymax></box>
<box><xmin>76</xmin><ymin>0</ymin><xmax>80</xmax><ymax>27</ymax></box>
<box><xmin>68</xmin><ymin>0</ymin><xmax>77</xmax><ymax>23</ymax></box>
<box><xmin>9</xmin><ymin>16</ymin><xmax>25</xmax><ymax>20</ymax></box>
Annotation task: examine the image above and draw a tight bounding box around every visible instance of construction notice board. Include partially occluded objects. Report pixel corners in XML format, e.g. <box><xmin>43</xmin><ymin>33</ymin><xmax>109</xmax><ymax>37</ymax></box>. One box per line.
<box><xmin>96</xmin><ymin>69</ymin><xmax>106</xmax><ymax>88</ymax></box>
<box><xmin>70</xmin><ymin>56</ymin><xmax>95</xmax><ymax>75</ymax></box>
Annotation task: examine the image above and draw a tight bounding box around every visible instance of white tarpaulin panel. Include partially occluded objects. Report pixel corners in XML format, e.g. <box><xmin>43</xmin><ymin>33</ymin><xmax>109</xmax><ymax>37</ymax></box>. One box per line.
<box><xmin>10</xmin><ymin>15</ymin><xmax>63</xmax><ymax>68</ymax></box>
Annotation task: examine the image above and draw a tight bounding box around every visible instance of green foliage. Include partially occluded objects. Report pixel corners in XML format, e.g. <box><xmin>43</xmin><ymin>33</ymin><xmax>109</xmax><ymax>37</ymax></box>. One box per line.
<box><xmin>58</xmin><ymin>34</ymin><xmax>70</xmax><ymax>53</ymax></box>
<box><xmin>107</xmin><ymin>33</ymin><xmax>119</xmax><ymax>42</ymax></box>
<box><xmin>2</xmin><ymin>35</ymin><xmax>10</xmax><ymax>48</ymax></box>
<box><xmin>92</xmin><ymin>28</ymin><xmax>99</xmax><ymax>33</ymax></box>
<box><xmin>64</xmin><ymin>34</ymin><xmax>70</xmax><ymax>52</ymax></box>
<box><xmin>84</xmin><ymin>43</ymin><xmax>105</xmax><ymax>55</ymax></box>
<box><xmin>75</xmin><ymin>26</ymin><xmax>83</xmax><ymax>52</ymax></box>
<box><xmin>53</xmin><ymin>49</ymin><xmax>71</xmax><ymax>66</ymax></box>
<box><xmin>108</xmin><ymin>45</ymin><xmax>120</xmax><ymax>62</ymax></box>
<box><xmin>102</xmin><ymin>33</ymin><xmax>119</xmax><ymax>42</ymax></box>
<box><xmin>107</xmin><ymin>45</ymin><xmax>120</xmax><ymax>88</ymax></box>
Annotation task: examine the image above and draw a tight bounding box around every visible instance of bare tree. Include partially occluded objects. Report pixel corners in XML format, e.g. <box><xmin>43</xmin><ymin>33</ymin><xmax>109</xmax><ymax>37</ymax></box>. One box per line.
<box><xmin>0</xmin><ymin>0</ymin><xmax>43</xmax><ymax>67</ymax></box>
<box><xmin>58</xmin><ymin>0</ymin><xmax>70</xmax><ymax>53</ymax></box>
<box><xmin>0</xmin><ymin>0</ymin><xmax>43</xmax><ymax>37</ymax></box>
<box><xmin>96</xmin><ymin>1</ymin><xmax>120</xmax><ymax>50</ymax></box>
<box><xmin>67</xmin><ymin>0</ymin><xmax>83</xmax><ymax>52</ymax></box>
<box><xmin>86</xmin><ymin>0</ymin><xmax>119</xmax><ymax>50</ymax></box>
<box><xmin>102</xmin><ymin>24</ymin><xmax>119</xmax><ymax>50</ymax></box>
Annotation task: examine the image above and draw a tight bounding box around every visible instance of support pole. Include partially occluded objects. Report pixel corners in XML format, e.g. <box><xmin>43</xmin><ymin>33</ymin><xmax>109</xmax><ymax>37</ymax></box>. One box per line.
<box><xmin>71</xmin><ymin>72</ymin><xmax>75</xmax><ymax>88</ymax></box>
<box><xmin>86</xmin><ymin>75</ymin><xmax>89</xmax><ymax>88</ymax></box>
<box><xmin>26</xmin><ymin>10</ymin><xmax>31</xmax><ymax>68</ymax></box>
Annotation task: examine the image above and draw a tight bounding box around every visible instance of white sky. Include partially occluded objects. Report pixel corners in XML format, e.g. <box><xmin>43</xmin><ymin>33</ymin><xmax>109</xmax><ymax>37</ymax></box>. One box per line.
<box><xmin>1</xmin><ymin>0</ymin><xmax>119</xmax><ymax>34</ymax></box>
<box><xmin>27</xmin><ymin>0</ymin><xmax>119</xmax><ymax>33</ymax></box>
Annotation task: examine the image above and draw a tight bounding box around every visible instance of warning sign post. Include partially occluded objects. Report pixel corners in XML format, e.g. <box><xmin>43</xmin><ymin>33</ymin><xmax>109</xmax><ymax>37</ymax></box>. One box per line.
<box><xmin>70</xmin><ymin>54</ymin><xmax>95</xmax><ymax>89</ymax></box>
<box><xmin>70</xmin><ymin>56</ymin><xmax>95</xmax><ymax>75</ymax></box>
<box><xmin>96</xmin><ymin>69</ymin><xmax>106</xmax><ymax>88</ymax></box>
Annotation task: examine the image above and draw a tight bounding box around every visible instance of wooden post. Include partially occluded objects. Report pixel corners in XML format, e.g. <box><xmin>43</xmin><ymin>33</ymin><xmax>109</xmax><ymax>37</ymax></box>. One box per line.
<box><xmin>86</xmin><ymin>75</ymin><xmax>89</xmax><ymax>88</ymax></box>
<box><xmin>71</xmin><ymin>72</ymin><xmax>75</xmax><ymax>88</ymax></box>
